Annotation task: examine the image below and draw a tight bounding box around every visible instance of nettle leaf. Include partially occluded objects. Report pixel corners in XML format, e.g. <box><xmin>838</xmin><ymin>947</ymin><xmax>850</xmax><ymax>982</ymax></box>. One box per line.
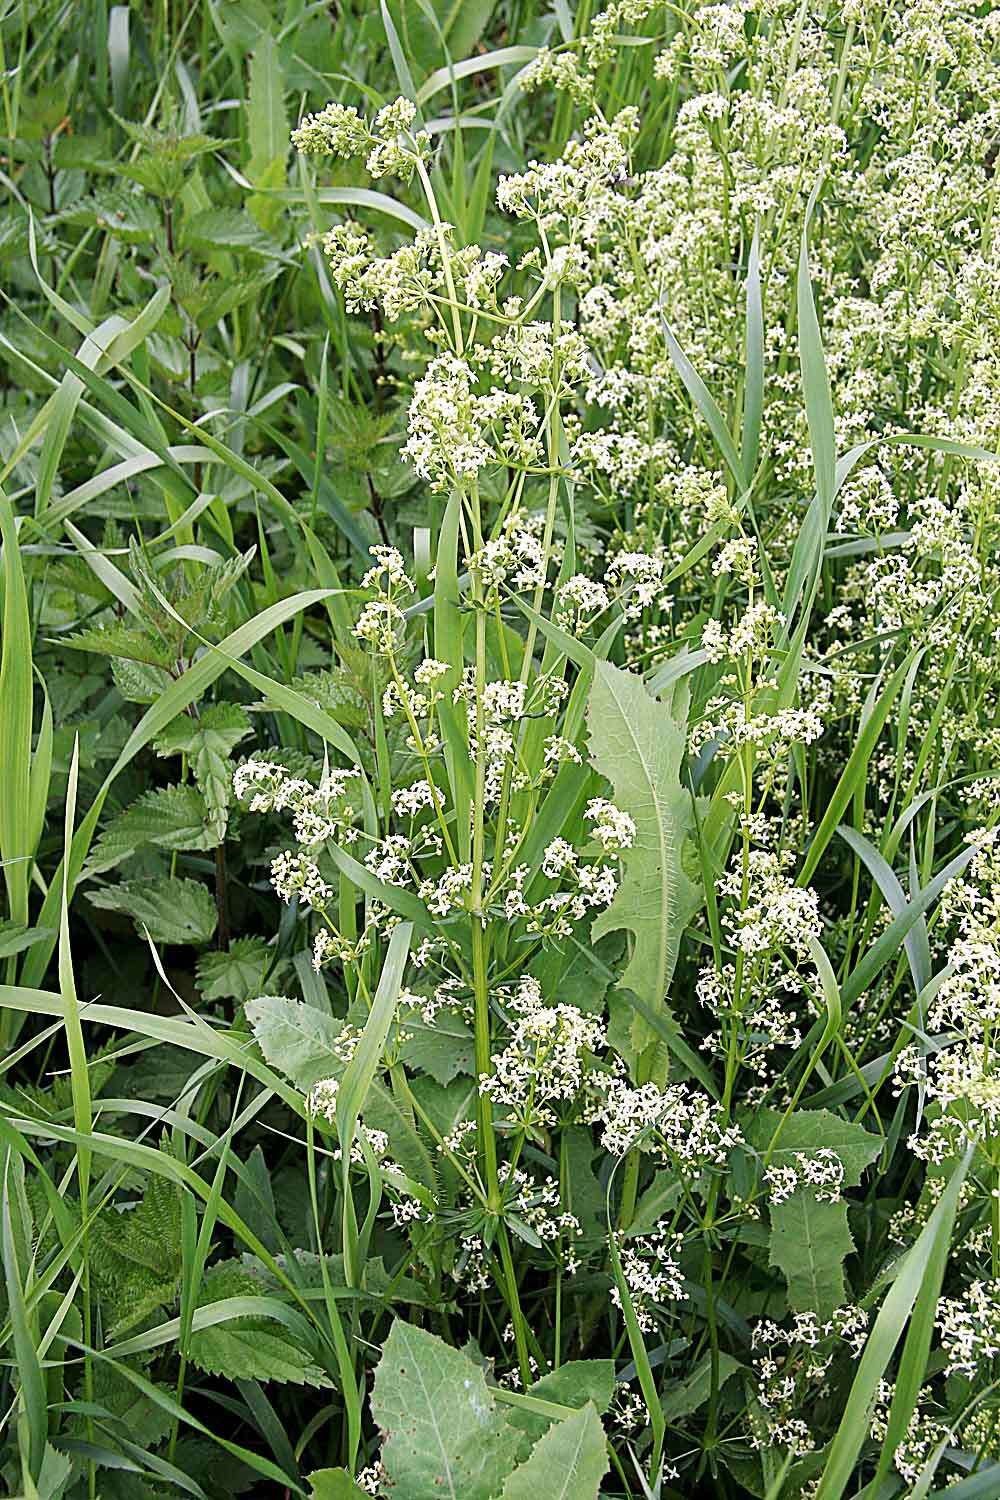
<box><xmin>502</xmin><ymin>1403</ymin><xmax>608</xmax><ymax>1500</ymax></box>
<box><xmin>0</xmin><ymin>921</ymin><xmax>54</xmax><ymax>960</ymax></box>
<box><xmin>188</xmin><ymin>1263</ymin><xmax>331</xmax><ymax>1388</ymax></box>
<box><xmin>586</xmin><ymin>662</ymin><xmax>701</xmax><ymax>1057</ymax></box>
<box><xmin>86</xmin><ymin>784</ymin><xmax>217</xmax><ymax>875</ymax></box>
<box><xmin>112</xmin><ymin>657</ymin><xmax>173</xmax><ymax>705</ymax></box>
<box><xmin>90</xmin><ymin>1173</ymin><xmax>183</xmax><ymax>1337</ymax></box>
<box><xmin>63</xmin><ymin>187</ymin><xmax>160</xmax><ymax>244</ymax></box>
<box><xmin>744</xmin><ymin>1108</ymin><xmax>883</xmax><ymax>1189</ymax></box>
<box><xmin>198</xmin><ymin>937</ymin><xmax>288</xmax><ymax>1004</ymax></box>
<box><xmin>768</xmin><ymin>1192</ymin><xmax>855</xmax><ymax>1322</ymax></box>
<box><xmin>64</xmin><ymin>622</ymin><xmax>174</xmax><ymax>669</ymax></box>
<box><xmin>371</xmin><ymin>1321</ymin><xmax>522</xmax><ymax>1500</ymax></box>
<box><xmin>156</xmin><ymin>702</ymin><xmax>252</xmax><ymax>840</ymax></box>
<box><xmin>188</xmin><ymin>1324</ymin><xmax>331</xmax><ymax>1388</ymax></box>
<box><xmin>88</xmin><ymin>875</ymin><xmax>217</xmax><ymax>945</ymax></box>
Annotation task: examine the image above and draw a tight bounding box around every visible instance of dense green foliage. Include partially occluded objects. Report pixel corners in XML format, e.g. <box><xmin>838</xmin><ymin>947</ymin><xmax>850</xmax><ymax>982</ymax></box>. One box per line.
<box><xmin>4</xmin><ymin>1</ymin><xmax>1000</xmax><ymax>1496</ymax></box>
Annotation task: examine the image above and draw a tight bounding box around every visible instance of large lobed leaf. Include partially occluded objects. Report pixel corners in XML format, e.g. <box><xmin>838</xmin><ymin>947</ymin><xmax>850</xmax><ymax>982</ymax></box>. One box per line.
<box><xmin>501</xmin><ymin>1402</ymin><xmax>607</xmax><ymax>1500</ymax></box>
<box><xmin>371</xmin><ymin>1321</ymin><xmax>522</xmax><ymax>1499</ymax></box>
<box><xmin>586</xmin><ymin>662</ymin><xmax>701</xmax><ymax>1059</ymax></box>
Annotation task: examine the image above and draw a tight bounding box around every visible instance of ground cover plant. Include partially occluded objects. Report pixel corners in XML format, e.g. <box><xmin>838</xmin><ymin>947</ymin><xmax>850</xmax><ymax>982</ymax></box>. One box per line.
<box><xmin>3</xmin><ymin>0</ymin><xmax>1000</xmax><ymax>1495</ymax></box>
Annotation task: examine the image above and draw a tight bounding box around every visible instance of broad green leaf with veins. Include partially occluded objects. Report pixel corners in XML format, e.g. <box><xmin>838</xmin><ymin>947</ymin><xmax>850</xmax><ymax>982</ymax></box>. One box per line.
<box><xmin>502</xmin><ymin>1402</ymin><xmax>608</xmax><ymax>1500</ymax></box>
<box><xmin>769</xmin><ymin>1193</ymin><xmax>855</xmax><ymax>1321</ymax></box>
<box><xmin>743</xmin><ymin>1108</ymin><xmax>883</xmax><ymax>1188</ymax></box>
<box><xmin>371</xmin><ymin>1321</ymin><xmax>522</xmax><ymax>1500</ymax></box>
<box><xmin>88</xmin><ymin>874</ymin><xmax>217</xmax><ymax>945</ymax></box>
<box><xmin>586</xmin><ymin>662</ymin><xmax>702</xmax><ymax>1059</ymax></box>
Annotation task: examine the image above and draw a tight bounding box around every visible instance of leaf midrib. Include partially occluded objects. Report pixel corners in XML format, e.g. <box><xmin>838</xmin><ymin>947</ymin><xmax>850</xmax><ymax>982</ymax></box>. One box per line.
<box><xmin>601</xmin><ymin>668</ymin><xmax>672</xmax><ymax>996</ymax></box>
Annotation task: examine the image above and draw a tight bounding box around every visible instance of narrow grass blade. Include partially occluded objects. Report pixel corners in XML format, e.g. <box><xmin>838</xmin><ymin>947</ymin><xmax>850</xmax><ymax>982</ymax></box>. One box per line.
<box><xmin>814</xmin><ymin>1149</ymin><xmax>972</xmax><ymax>1500</ymax></box>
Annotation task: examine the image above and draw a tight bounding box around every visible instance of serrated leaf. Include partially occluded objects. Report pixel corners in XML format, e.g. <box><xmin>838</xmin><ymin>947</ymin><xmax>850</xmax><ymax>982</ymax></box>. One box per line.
<box><xmin>90</xmin><ymin>1172</ymin><xmax>183</xmax><ymax>1337</ymax></box>
<box><xmin>586</xmin><ymin>662</ymin><xmax>701</xmax><ymax>1056</ymax></box>
<box><xmin>502</xmin><ymin>1402</ymin><xmax>608</xmax><ymax>1500</ymax></box>
<box><xmin>88</xmin><ymin>876</ymin><xmax>217</xmax><ymax>945</ymax></box>
<box><xmin>111</xmin><ymin>657</ymin><xmax>173</xmax><ymax>704</ymax></box>
<box><xmin>371</xmin><ymin>1321</ymin><xmax>522</xmax><ymax>1500</ymax></box>
<box><xmin>64</xmin><ymin>622</ymin><xmax>174</xmax><ymax>669</ymax></box>
<box><xmin>187</xmin><ymin>1324</ymin><xmax>331</xmax><ymax>1387</ymax></box>
<box><xmin>398</xmin><ymin>1003</ymin><xmax>474</xmax><ymax>1083</ymax></box>
<box><xmin>245</xmin><ymin>994</ymin><xmax>343</xmax><ymax>1089</ymax></box>
<box><xmin>0</xmin><ymin>921</ymin><xmax>55</xmax><ymax>960</ymax></box>
<box><xmin>769</xmin><ymin>1192</ymin><xmax>854</xmax><ymax>1321</ymax></box>
<box><xmin>86</xmin><ymin>784</ymin><xmax>217</xmax><ymax>875</ymax></box>
<box><xmin>181</xmin><ymin>207</ymin><xmax>281</xmax><ymax>257</ymax></box>
<box><xmin>198</xmin><ymin>937</ymin><xmax>286</xmax><ymax>1003</ymax></box>
<box><xmin>743</xmin><ymin>1108</ymin><xmax>883</xmax><ymax>1189</ymax></box>
<box><xmin>63</xmin><ymin>188</ymin><xmax>160</xmax><ymax>243</ymax></box>
<box><xmin>156</xmin><ymin>703</ymin><xmax>251</xmax><ymax>840</ymax></box>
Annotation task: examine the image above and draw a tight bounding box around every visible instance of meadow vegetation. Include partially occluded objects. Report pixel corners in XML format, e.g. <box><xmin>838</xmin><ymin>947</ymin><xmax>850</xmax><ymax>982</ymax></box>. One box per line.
<box><xmin>2</xmin><ymin>1</ymin><xmax>1000</xmax><ymax>1496</ymax></box>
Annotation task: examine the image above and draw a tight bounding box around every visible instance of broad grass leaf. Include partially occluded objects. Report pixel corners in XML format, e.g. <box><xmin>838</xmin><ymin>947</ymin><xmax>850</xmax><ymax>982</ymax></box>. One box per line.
<box><xmin>248</xmin><ymin>32</ymin><xmax>287</xmax><ymax>181</ymax></box>
<box><xmin>586</xmin><ymin>662</ymin><xmax>701</xmax><ymax>1056</ymax></box>
<box><xmin>501</xmin><ymin>1402</ymin><xmax>608</xmax><ymax>1500</ymax></box>
<box><xmin>371</xmin><ymin>1321</ymin><xmax>522</xmax><ymax>1499</ymax></box>
<box><xmin>0</xmin><ymin>492</ymin><xmax>33</xmax><ymax>929</ymax></box>
<box><xmin>1</xmin><ymin>1149</ymin><xmax>47</xmax><ymax>1478</ymax></box>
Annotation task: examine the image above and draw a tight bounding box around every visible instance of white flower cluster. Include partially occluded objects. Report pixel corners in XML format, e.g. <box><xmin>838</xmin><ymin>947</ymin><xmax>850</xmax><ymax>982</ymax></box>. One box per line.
<box><xmin>937</xmin><ymin>1280</ymin><xmax>1000</xmax><ymax>1380</ymax></box>
<box><xmin>292</xmin><ymin>95</ymin><xmax>428</xmax><ymax>180</ymax></box>
<box><xmin>595</xmin><ymin>1073</ymin><xmax>742</xmax><ymax>1171</ymax></box>
<box><xmin>402</xmin><ymin>353</ymin><xmax>542</xmax><ymax>492</ymax></box>
<box><xmin>764</xmin><ymin>1149</ymin><xmax>844</xmax><ymax>1206</ymax></box>
<box><xmin>233</xmin><ymin>760</ymin><xmax>359</xmax><ymax>847</ymax></box>
<box><xmin>611</xmin><ymin>1226</ymin><xmax>687</xmax><ymax>1332</ymax></box>
<box><xmin>480</xmin><ymin>976</ymin><xmax>607</xmax><ymax>1133</ymax></box>
<box><xmin>869</xmin><ymin>1381</ymin><xmax>954</xmax><ymax>1488</ymax></box>
<box><xmin>751</xmin><ymin>1307</ymin><xmax>869</xmax><ymax>1456</ymax></box>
